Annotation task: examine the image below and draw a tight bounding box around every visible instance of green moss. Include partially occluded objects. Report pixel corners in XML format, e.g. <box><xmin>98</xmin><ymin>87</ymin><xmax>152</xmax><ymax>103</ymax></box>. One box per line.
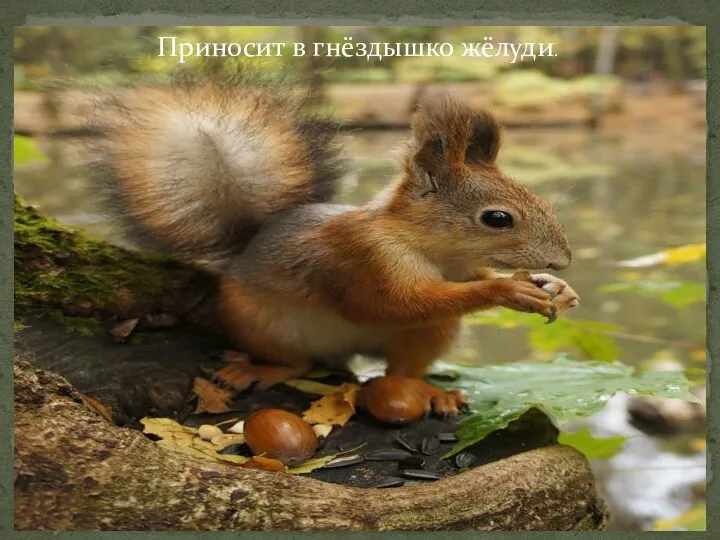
<box><xmin>14</xmin><ymin>192</ymin><xmax>212</xmax><ymax>334</ymax></box>
<box><xmin>14</xmin><ymin>319</ymin><xmax>29</xmax><ymax>333</ymax></box>
<box><xmin>574</xmin><ymin>509</ymin><xmax>609</xmax><ymax>531</ymax></box>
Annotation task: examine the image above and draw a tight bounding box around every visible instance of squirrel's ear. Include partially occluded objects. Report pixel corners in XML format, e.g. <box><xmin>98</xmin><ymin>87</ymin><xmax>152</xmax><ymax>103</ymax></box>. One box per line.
<box><xmin>413</xmin><ymin>133</ymin><xmax>447</xmax><ymax>176</ymax></box>
<box><xmin>410</xmin><ymin>100</ymin><xmax>502</xmax><ymax>175</ymax></box>
<box><xmin>465</xmin><ymin>112</ymin><xmax>502</xmax><ymax>164</ymax></box>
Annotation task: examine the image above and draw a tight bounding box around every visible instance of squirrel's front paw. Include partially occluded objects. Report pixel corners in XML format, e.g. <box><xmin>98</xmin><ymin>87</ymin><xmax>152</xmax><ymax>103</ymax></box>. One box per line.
<box><xmin>527</xmin><ymin>273</ymin><xmax>580</xmax><ymax>315</ymax></box>
<box><xmin>490</xmin><ymin>279</ymin><xmax>556</xmax><ymax>322</ymax></box>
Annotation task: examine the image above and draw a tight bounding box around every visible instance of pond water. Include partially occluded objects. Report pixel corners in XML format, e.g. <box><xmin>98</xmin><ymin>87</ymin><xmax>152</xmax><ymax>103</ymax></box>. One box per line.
<box><xmin>15</xmin><ymin>128</ymin><xmax>707</xmax><ymax>369</ymax></box>
<box><xmin>14</xmin><ymin>126</ymin><xmax>707</xmax><ymax>530</ymax></box>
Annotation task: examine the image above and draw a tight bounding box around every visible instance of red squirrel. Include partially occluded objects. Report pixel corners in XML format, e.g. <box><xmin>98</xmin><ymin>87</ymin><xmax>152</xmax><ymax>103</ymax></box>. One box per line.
<box><xmin>85</xmin><ymin>71</ymin><xmax>579</xmax><ymax>417</ymax></box>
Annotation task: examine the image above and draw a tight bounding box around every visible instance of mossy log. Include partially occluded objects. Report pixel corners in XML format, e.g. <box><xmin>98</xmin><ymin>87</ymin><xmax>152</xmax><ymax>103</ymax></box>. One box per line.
<box><xmin>13</xmin><ymin>194</ymin><xmax>609</xmax><ymax>531</ymax></box>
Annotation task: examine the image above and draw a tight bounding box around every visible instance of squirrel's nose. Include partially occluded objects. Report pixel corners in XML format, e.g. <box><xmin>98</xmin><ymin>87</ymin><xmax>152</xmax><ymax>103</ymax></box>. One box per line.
<box><xmin>548</xmin><ymin>249</ymin><xmax>572</xmax><ymax>271</ymax></box>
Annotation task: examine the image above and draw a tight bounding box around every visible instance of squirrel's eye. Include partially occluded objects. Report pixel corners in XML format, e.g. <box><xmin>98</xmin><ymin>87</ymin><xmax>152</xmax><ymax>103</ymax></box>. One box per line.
<box><xmin>481</xmin><ymin>210</ymin><xmax>514</xmax><ymax>229</ymax></box>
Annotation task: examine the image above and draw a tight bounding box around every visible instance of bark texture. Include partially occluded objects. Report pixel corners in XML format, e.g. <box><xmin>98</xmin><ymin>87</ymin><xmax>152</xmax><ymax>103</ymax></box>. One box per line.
<box><xmin>14</xmin><ymin>359</ymin><xmax>608</xmax><ymax>531</ymax></box>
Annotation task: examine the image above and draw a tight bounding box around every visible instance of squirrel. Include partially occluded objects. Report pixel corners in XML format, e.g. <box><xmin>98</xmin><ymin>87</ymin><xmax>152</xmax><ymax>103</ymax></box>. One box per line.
<box><xmin>84</xmin><ymin>71</ymin><xmax>579</xmax><ymax>416</ymax></box>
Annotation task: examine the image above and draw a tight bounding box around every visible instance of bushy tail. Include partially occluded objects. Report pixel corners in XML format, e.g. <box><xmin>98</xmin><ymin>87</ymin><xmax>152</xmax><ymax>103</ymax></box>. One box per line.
<box><xmin>83</xmin><ymin>68</ymin><xmax>345</xmax><ymax>269</ymax></box>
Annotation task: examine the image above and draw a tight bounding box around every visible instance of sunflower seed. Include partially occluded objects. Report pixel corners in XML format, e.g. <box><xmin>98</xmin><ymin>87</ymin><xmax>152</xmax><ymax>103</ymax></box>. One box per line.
<box><xmin>437</xmin><ymin>432</ymin><xmax>458</xmax><ymax>442</ymax></box>
<box><xmin>395</xmin><ymin>434</ymin><xmax>417</xmax><ymax>452</ymax></box>
<box><xmin>401</xmin><ymin>468</ymin><xmax>444</xmax><ymax>481</ymax></box>
<box><xmin>371</xmin><ymin>477</ymin><xmax>406</xmax><ymax>488</ymax></box>
<box><xmin>425</xmin><ymin>460</ymin><xmax>450</xmax><ymax>473</ymax></box>
<box><xmin>454</xmin><ymin>451</ymin><xmax>476</xmax><ymax>468</ymax></box>
<box><xmin>323</xmin><ymin>454</ymin><xmax>364</xmax><ymax>469</ymax></box>
<box><xmin>421</xmin><ymin>436</ymin><xmax>440</xmax><ymax>455</ymax></box>
<box><xmin>218</xmin><ymin>444</ymin><xmax>246</xmax><ymax>455</ymax></box>
<box><xmin>365</xmin><ymin>449</ymin><xmax>412</xmax><ymax>461</ymax></box>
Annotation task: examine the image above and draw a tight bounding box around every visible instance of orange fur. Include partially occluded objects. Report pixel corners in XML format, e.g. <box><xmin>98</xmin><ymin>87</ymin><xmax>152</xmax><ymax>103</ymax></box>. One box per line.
<box><xmin>383</xmin><ymin>318</ymin><xmax>462</xmax><ymax>378</ymax></box>
<box><xmin>91</xmin><ymin>85</ymin><xmax>577</xmax><ymax>408</ymax></box>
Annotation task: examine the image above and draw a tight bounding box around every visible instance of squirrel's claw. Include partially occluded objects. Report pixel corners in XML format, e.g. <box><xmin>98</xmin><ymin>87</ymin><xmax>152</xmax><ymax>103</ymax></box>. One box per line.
<box><xmin>544</xmin><ymin>304</ymin><xmax>558</xmax><ymax>324</ymax></box>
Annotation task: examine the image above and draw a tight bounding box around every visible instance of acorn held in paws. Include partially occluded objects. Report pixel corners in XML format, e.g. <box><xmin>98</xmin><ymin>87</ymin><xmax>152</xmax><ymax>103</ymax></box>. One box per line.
<box><xmin>243</xmin><ymin>409</ymin><xmax>318</xmax><ymax>466</ymax></box>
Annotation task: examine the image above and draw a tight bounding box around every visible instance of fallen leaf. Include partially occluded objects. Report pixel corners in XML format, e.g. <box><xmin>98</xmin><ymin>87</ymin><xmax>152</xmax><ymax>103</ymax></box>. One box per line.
<box><xmin>193</xmin><ymin>377</ymin><xmax>236</xmax><ymax>414</ymax></box>
<box><xmin>141</xmin><ymin>417</ymin><xmax>197</xmax><ymax>440</ymax></box>
<box><xmin>302</xmin><ymin>382</ymin><xmax>361</xmax><ymax>426</ymax></box>
<box><xmin>156</xmin><ymin>438</ymin><xmax>221</xmax><ymax>461</ymax></box>
<box><xmin>240</xmin><ymin>456</ymin><xmax>288</xmax><ymax>472</ymax></box>
<box><xmin>287</xmin><ymin>453</ymin><xmax>342</xmax><ymax>474</ymax></box>
<box><xmin>110</xmin><ymin>317</ymin><xmax>140</xmax><ymax>342</ymax></box>
<box><xmin>80</xmin><ymin>393</ymin><xmax>114</xmax><ymax>423</ymax></box>
<box><xmin>287</xmin><ymin>444</ymin><xmax>366</xmax><ymax>475</ymax></box>
<box><xmin>142</xmin><ymin>417</ymin><xmax>251</xmax><ymax>466</ymax></box>
<box><xmin>284</xmin><ymin>378</ymin><xmax>338</xmax><ymax>395</ymax></box>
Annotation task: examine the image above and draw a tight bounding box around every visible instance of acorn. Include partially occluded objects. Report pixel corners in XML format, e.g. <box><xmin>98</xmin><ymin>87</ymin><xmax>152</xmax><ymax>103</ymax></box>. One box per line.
<box><xmin>360</xmin><ymin>376</ymin><xmax>427</xmax><ymax>425</ymax></box>
<box><xmin>243</xmin><ymin>409</ymin><xmax>318</xmax><ymax>466</ymax></box>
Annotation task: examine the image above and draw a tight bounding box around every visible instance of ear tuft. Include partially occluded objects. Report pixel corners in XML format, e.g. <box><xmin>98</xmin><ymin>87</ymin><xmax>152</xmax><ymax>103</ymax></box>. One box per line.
<box><xmin>410</xmin><ymin>98</ymin><xmax>502</xmax><ymax>173</ymax></box>
<box><xmin>466</xmin><ymin>112</ymin><xmax>502</xmax><ymax>164</ymax></box>
<box><xmin>413</xmin><ymin>133</ymin><xmax>446</xmax><ymax>175</ymax></box>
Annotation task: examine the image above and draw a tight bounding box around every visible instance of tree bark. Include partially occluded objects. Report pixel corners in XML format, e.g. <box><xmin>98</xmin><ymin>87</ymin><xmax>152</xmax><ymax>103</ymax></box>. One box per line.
<box><xmin>14</xmin><ymin>358</ymin><xmax>608</xmax><ymax>531</ymax></box>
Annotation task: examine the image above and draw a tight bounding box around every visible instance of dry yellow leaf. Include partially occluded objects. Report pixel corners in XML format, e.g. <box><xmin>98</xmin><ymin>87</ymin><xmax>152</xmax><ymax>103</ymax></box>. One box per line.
<box><xmin>141</xmin><ymin>417</ymin><xmax>197</xmax><ymax>439</ymax></box>
<box><xmin>302</xmin><ymin>382</ymin><xmax>361</xmax><ymax>426</ymax></box>
<box><xmin>80</xmin><ymin>393</ymin><xmax>114</xmax><ymax>423</ymax></box>
<box><xmin>663</xmin><ymin>244</ymin><xmax>706</xmax><ymax>265</ymax></box>
<box><xmin>142</xmin><ymin>417</ymin><xmax>251</xmax><ymax>466</ymax></box>
<box><xmin>287</xmin><ymin>453</ymin><xmax>342</xmax><ymax>475</ymax></box>
<box><xmin>193</xmin><ymin>377</ymin><xmax>236</xmax><ymax>414</ymax></box>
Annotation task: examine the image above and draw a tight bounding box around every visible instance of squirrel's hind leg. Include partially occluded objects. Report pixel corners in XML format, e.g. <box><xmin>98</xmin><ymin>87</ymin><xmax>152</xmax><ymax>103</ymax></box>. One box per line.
<box><xmin>213</xmin><ymin>356</ymin><xmax>312</xmax><ymax>392</ymax></box>
<box><xmin>215</xmin><ymin>278</ymin><xmax>314</xmax><ymax>391</ymax></box>
<box><xmin>383</xmin><ymin>318</ymin><xmax>467</xmax><ymax>417</ymax></box>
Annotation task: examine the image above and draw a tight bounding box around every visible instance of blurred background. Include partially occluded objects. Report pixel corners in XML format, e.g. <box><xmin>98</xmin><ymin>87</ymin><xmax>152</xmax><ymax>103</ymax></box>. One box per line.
<box><xmin>13</xmin><ymin>26</ymin><xmax>707</xmax><ymax>531</ymax></box>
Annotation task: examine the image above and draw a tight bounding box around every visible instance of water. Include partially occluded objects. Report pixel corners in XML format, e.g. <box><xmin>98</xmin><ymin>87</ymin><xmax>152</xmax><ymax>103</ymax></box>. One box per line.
<box><xmin>14</xmin><ymin>127</ymin><xmax>707</xmax><ymax>530</ymax></box>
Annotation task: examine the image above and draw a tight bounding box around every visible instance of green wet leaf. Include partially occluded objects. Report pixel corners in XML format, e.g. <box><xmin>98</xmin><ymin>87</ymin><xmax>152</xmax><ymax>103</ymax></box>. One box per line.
<box><xmin>465</xmin><ymin>309</ymin><xmax>622</xmax><ymax>361</ymax></box>
<box><xmin>600</xmin><ymin>281</ymin><xmax>706</xmax><ymax>309</ymax></box>
<box><xmin>659</xmin><ymin>283</ymin><xmax>706</xmax><ymax>308</ymax></box>
<box><xmin>433</xmin><ymin>356</ymin><xmax>698</xmax><ymax>457</ymax></box>
<box><xmin>14</xmin><ymin>135</ymin><xmax>47</xmax><ymax>165</ymax></box>
<box><xmin>558</xmin><ymin>428</ymin><xmax>627</xmax><ymax>460</ymax></box>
